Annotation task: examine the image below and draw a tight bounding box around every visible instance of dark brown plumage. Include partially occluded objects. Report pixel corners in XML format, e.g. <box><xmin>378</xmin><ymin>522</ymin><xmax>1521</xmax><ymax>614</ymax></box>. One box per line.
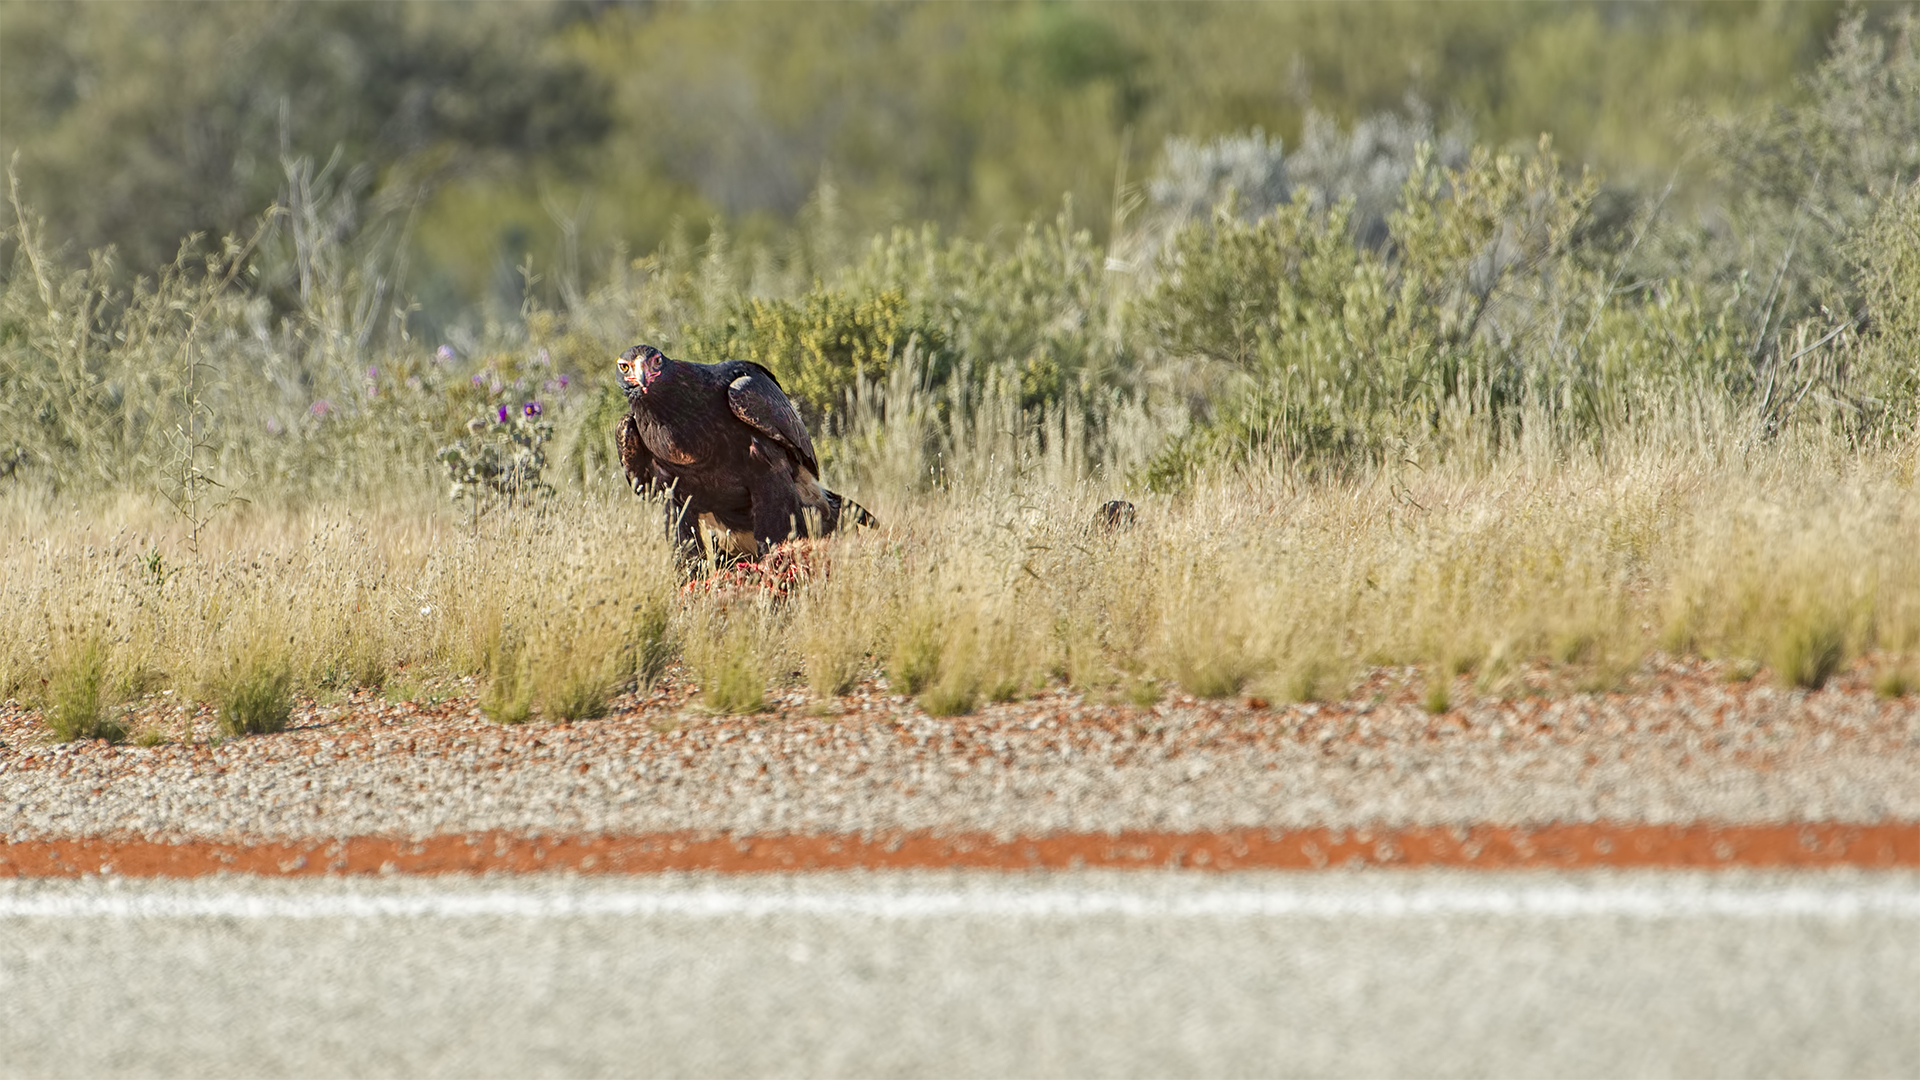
<box><xmin>1093</xmin><ymin>500</ymin><xmax>1137</xmax><ymax>534</ymax></box>
<box><xmin>615</xmin><ymin>344</ymin><xmax>875</xmax><ymax>564</ymax></box>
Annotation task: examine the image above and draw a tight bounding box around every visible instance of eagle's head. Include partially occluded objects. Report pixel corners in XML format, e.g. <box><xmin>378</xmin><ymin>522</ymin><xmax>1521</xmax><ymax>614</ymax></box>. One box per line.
<box><xmin>615</xmin><ymin>344</ymin><xmax>669</xmax><ymax>400</ymax></box>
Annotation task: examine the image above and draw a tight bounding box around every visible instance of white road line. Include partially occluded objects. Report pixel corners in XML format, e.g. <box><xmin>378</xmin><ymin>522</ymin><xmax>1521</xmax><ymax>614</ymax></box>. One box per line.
<box><xmin>3</xmin><ymin>883</ymin><xmax>1919</xmax><ymax>920</ymax></box>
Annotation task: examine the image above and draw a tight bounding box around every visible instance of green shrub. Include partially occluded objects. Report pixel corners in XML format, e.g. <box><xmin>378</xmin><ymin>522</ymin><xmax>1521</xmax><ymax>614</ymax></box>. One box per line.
<box><xmin>343</xmin><ymin>636</ymin><xmax>389</xmax><ymax>691</ymax></box>
<box><xmin>1850</xmin><ymin>180</ymin><xmax>1920</xmax><ymax>434</ymax></box>
<box><xmin>683</xmin><ymin>287</ymin><xmax>949</xmax><ymax>423</ymax></box>
<box><xmin>1135</xmin><ymin>139</ymin><xmax>1759</xmax><ymax>481</ymax></box>
<box><xmin>1278</xmin><ymin>657</ymin><xmax>1344</xmax><ymax>704</ymax></box>
<box><xmin>532</xmin><ymin>635</ymin><xmax>626</xmax><ymax>723</ymax></box>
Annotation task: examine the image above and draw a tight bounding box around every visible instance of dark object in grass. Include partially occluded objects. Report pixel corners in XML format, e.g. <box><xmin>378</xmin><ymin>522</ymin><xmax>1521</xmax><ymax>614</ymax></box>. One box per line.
<box><xmin>615</xmin><ymin>345</ymin><xmax>876</xmax><ymax>572</ymax></box>
<box><xmin>1093</xmin><ymin>500</ymin><xmax>1137</xmax><ymax>534</ymax></box>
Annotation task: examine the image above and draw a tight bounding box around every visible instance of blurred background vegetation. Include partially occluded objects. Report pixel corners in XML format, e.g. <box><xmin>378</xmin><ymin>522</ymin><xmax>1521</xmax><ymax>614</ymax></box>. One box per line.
<box><xmin>0</xmin><ymin>0</ymin><xmax>1859</xmax><ymax>320</ymax></box>
<box><xmin>1</xmin><ymin>0</ymin><xmax>1916</xmax><ymax>507</ymax></box>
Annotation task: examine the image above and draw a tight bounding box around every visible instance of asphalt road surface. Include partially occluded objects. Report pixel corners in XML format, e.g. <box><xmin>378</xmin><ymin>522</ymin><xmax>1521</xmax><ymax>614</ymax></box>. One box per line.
<box><xmin>4</xmin><ymin>870</ymin><xmax>1917</xmax><ymax>1078</ymax></box>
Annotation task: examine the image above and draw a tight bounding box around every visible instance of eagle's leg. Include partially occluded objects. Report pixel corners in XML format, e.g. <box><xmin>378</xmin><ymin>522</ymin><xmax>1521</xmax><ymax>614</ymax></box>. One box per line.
<box><xmin>663</xmin><ymin>492</ymin><xmax>704</xmax><ymax>577</ymax></box>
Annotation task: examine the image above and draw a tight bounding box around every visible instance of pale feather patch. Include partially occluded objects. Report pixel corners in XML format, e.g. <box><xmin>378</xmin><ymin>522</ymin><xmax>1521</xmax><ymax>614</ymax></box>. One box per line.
<box><xmin>698</xmin><ymin>513</ymin><xmax>758</xmax><ymax>557</ymax></box>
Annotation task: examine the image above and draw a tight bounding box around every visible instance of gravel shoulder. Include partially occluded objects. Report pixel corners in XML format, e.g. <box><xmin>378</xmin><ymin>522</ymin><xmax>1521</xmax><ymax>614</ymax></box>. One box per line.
<box><xmin>5</xmin><ymin>662</ymin><xmax>1919</xmax><ymax>844</ymax></box>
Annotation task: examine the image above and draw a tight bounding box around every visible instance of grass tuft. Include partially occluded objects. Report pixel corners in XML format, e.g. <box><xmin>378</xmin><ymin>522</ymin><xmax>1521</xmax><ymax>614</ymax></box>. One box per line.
<box><xmin>480</xmin><ymin>644</ymin><xmax>534</xmax><ymax>725</ymax></box>
<box><xmin>215</xmin><ymin>655</ymin><xmax>294</xmax><ymax>736</ymax></box>
<box><xmin>796</xmin><ymin>578</ymin><xmax>870</xmax><ymax>700</ymax></box>
<box><xmin>632</xmin><ymin>597</ymin><xmax>676</xmax><ymax>692</ymax></box>
<box><xmin>1771</xmin><ymin>617</ymin><xmax>1847</xmax><ymax>691</ymax></box>
<box><xmin>543</xmin><ymin>665</ymin><xmax>615</xmax><ymax>722</ymax></box>
<box><xmin>889</xmin><ymin>610</ymin><xmax>942</xmax><ymax>697</ymax></box>
<box><xmin>684</xmin><ymin>607</ymin><xmax>771</xmax><ymax>715</ymax></box>
<box><xmin>699</xmin><ymin>652</ymin><xmax>769</xmax><ymax>715</ymax></box>
<box><xmin>350</xmin><ymin>650</ymin><xmax>389</xmax><ymax>692</ymax></box>
<box><xmin>1872</xmin><ymin>663</ymin><xmax>1915</xmax><ymax>699</ymax></box>
<box><xmin>919</xmin><ymin>670</ymin><xmax>981</xmax><ymax>717</ymax></box>
<box><xmin>42</xmin><ymin>637</ymin><xmax>128</xmax><ymax>743</ymax></box>
<box><xmin>1276</xmin><ymin>656</ymin><xmax>1346</xmax><ymax>704</ymax></box>
<box><xmin>131</xmin><ymin>726</ymin><xmax>170</xmax><ymax>748</ymax></box>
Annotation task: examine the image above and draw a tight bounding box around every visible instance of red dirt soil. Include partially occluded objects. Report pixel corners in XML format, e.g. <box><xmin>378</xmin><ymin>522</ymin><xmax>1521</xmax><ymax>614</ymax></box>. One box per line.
<box><xmin>5</xmin><ymin>822</ymin><xmax>1916</xmax><ymax>878</ymax></box>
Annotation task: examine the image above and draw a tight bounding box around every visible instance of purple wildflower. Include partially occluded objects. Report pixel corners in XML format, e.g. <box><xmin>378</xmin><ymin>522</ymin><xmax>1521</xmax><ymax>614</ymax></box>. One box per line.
<box><xmin>489</xmin><ymin>381</ymin><xmax>505</xmax><ymax>395</ymax></box>
<box><xmin>366</xmin><ymin>366</ymin><xmax>379</xmax><ymax>381</ymax></box>
<box><xmin>471</xmin><ymin>374</ymin><xmax>486</xmax><ymax>387</ymax></box>
<box><xmin>309</xmin><ymin>399</ymin><xmax>333</xmax><ymax>418</ymax></box>
<box><xmin>265</xmin><ymin>417</ymin><xmax>282</xmax><ymax>435</ymax></box>
<box><xmin>496</xmin><ymin>404</ymin><xmax>510</xmax><ymax>423</ymax></box>
<box><xmin>436</xmin><ymin>345</ymin><xmax>456</xmax><ymax>365</ymax></box>
<box><xmin>557</xmin><ymin>373</ymin><xmax>570</xmax><ymax>389</ymax></box>
<box><xmin>523</xmin><ymin>401</ymin><xmax>542</xmax><ymax>418</ymax></box>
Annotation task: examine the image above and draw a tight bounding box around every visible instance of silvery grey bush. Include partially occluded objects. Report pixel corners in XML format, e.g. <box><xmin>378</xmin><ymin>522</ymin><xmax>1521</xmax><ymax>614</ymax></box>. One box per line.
<box><xmin>1146</xmin><ymin>103</ymin><xmax>1470</xmax><ymax>247</ymax></box>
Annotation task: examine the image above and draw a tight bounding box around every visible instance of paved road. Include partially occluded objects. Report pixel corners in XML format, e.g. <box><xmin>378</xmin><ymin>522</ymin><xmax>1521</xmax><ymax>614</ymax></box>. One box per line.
<box><xmin>4</xmin><ymin>871</ymin><xmax>1917</xmax><ymax>1078</ymax></box>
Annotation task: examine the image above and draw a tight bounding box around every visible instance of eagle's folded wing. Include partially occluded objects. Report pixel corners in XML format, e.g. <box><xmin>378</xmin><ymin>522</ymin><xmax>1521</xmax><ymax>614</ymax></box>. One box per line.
<box><xmin>725</xmin><ymin>364</ymin><xmax>819</xmax><ymax>477</ymax></box>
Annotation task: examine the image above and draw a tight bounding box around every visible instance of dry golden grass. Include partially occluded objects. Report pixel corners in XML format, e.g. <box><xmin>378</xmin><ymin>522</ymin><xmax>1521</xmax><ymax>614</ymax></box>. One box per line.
<box><xmin>4</xmin><ymin>426</ymin><xmax>1917</xmax><ymax>732</ymax></box>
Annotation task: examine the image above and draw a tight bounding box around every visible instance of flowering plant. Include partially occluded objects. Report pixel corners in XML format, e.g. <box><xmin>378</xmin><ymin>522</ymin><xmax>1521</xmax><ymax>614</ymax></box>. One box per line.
<box><xmin>436</xmin><ymin>399</ymin><xmax>554</xmax><ymax>512</ymax></box>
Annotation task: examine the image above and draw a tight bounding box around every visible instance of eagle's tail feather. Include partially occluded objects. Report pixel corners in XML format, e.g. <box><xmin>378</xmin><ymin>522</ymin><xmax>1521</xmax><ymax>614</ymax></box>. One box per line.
<box><xmin>823</xmin><ymin>490</ymin><xmax>878</xmax><ymax>533</ymax></box>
